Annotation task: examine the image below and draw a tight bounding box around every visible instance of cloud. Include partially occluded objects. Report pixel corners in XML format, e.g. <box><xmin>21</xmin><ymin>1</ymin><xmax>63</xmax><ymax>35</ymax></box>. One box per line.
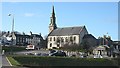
<box><xmin>24</xmin><ymin>13</ymin><xmax>34</xmax><ymax>17</ymax></box>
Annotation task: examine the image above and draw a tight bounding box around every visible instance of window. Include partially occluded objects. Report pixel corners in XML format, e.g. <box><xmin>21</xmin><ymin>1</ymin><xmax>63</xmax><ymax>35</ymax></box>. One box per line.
<box><xmin>54</xmin><ymin>37</ymin><xmax>55</xmax><ymax>41</ymax></box>
<box><xmin>61</xmin><ymin>37</ymin><xmax>64</xmax><ymax>42</ymax></box>
<box><xmin>57</xmin><ymin>37</ymin><xmax>60</xmax><ymax>43</ymax></box>
<box><xmin>70</xmin><ymin>36</ymin><xmax>73</xmax><ymax>42</ymax></box>
<box><xmin>50</xmin><ymin>43</ymin><xmax>52</xmax><ymax>47</ymax></box>
<box><xmin>65</xmin><ymin>37</ymin><xmax>68</xmax><ymax>42</ymax></box>
<box><xmin>57</xmin><ymin>44</ymin><xmax>59</xmax><ymax>47</ymax></box>
<box><xmin>50</xmin><ymin>37</ymin><xmax>52</xmax><ymax>41</ymax></box>
<box><xmin>74</xmin><ymin>36</ymin><xmax>76</xmax><ymax>41</ymax></box>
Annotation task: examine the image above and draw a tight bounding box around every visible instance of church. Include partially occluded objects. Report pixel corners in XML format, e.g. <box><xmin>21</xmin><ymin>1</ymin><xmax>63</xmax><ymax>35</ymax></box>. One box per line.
<box><xmin>47</xmin><ymin>6</ymin><xmax>88</xmax><ymax>49</ymax></box>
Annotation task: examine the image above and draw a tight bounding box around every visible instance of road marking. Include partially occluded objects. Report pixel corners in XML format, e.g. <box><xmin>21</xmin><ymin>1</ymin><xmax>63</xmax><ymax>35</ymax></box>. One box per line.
<box><xmin>6</xmin><ymin>57</ymin><xmax>12</xmax><ymax>66</ymax></box>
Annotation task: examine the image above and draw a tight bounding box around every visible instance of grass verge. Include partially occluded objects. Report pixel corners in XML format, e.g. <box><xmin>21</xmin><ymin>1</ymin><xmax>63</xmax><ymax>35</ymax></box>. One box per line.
<box><xmin>7</xmin><ymin>56</ymin><xmax>21</xmax><ymax>66</ymax></box>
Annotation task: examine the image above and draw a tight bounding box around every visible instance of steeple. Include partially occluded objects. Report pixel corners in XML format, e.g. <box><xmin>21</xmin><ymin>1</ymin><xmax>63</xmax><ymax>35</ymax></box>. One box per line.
<box><xmin>49</xmin><ymin>6</ymin><xmax>57</xmax><ymax>33</ymax></box>
<box><xmin>52</xmin><ymin>6</ymin><xmax>55</xmax><ymax>16</ymax></box>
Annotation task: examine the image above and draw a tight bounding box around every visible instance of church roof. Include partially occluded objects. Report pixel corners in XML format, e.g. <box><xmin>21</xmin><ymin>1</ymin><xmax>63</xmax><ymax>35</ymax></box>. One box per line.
<box><xmin>83</xmin><ymin>34</ymin><xmax>96</xmax><ymax>39</ymax></box>
<box><xmin>49</xmin><ymin>26</ymin><xmax>86</xmax><ymax>36</ymax></box>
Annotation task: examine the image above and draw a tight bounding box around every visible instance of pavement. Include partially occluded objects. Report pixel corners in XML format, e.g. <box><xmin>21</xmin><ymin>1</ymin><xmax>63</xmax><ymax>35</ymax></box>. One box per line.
<box><xmin>0</xmin><ymin>55</ymin><xmax>2</xmax><ymax>68</ymax></box>
<box><xmin>2</xmin><ymin>55</ymin><xmax>12</xmax><ymax>67</ymax></box>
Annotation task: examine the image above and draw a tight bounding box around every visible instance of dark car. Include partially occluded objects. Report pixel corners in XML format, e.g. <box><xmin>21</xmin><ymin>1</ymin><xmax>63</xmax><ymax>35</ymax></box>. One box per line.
<box><xmin>49</xmin><ymin>49</ymin><xmax>57</xmax><ymax>53</ymax></box>
<box><xmin>25</xmin><ymin>53</ymin><xmax>34</xmax><ymax>55</ymax></box>
<box><xmin>51</xmin><ymin>51</ymin><xmax>66</xmax><ymax>57</ymax></box>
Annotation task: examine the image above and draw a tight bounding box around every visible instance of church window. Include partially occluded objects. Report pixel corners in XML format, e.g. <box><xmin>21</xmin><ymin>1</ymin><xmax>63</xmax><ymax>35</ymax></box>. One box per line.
<box><xmin>57</xmin><ymin>44</ymin><xmax>60</xmax><ymax>47</ymax></box>
<box><xmin>54</xmin><ymin>37</ymin><xmax>55</xmax><ymax>41</ymax></box>
<box><xmin>57</xmin><ymin>37</ymin><xmax>60</xmax><ymax>43</ymax></box>
<box><xmin>74</xmin><ymin>36</ymin><xmax>76</xmax><ymax>41</ymax></box>
<box><xmin>61</xmin><ymin>37</ymin><xmax>64</xmax><ymax>42</ymax></box>
<box><xmin>50</xmin><ymin>37</ymin><xmax>52</xmax><ymax>41</ymax></box>
<box><xmin>50</xmin><ymin>43</ymin><xmax>52</xmax><ymax>47</ymax></box>
<box><xmin>70</xmin><ymin>36</ymin><xmax>73</xmax><ymax>42</ymax></box>
<box><xmin>65</xmin><ymin>37</ymin><xmax>68</xmax><ymax>42</ymax></box>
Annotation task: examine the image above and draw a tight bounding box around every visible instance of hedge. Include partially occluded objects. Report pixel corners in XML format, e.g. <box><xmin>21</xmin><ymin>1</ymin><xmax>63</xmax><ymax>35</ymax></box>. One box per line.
<box><xmin>8</xmin><ymin>55</ymin><xmax>118</xmax><ymax>67</ymax></box>
<box><xmin>2</xmin><ymin>46</ymin><xmax>26</xmax><ymax>52</ymax></box>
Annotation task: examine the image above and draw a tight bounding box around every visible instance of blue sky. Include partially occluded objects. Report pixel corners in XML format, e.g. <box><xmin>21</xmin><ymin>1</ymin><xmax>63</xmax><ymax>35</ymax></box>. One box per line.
<box><xmin>2</xmin><ymin>2</ymin><xmax>118</xmax><ymax>40</ymax></box>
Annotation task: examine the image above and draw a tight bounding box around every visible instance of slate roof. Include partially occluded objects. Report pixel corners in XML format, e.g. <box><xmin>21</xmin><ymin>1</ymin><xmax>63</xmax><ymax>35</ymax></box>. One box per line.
<box><xmin>49</xmin><ymin>26</ymin><xmax>85</xmax><ymax>36</ymax></box>
<box><xmin>83</xmin><ymin>34</ymin><xmax>96</xmax><ymax>39</ymax></box>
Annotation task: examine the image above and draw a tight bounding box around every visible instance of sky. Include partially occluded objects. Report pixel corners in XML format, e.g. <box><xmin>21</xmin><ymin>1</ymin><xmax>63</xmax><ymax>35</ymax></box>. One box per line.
<box><xmin>2</xmin><ymin>2</ymin><xmax>118</xmax><ymax>41</ymax></box>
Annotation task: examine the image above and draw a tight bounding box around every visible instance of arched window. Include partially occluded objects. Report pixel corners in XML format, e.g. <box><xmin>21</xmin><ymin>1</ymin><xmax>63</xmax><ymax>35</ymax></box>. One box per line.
<box><xmin>65</xmin><ymin>37</ymin><xmax>68</xmax><ymax>42</ymax></box>
<box><xmin>70</xmin><ymin>36</ymin><xmax>73</xmax><ymax>42</ymax></box>
<box><xmin>74</xmin><ymin>36</ymin><xmax>76</xmax><ymax>41</ymax></box>
<box><xmin>61</xmin><ymin>37</ymin><xmax>64</xmax><ymax>42</ymax></box>
<box><xmin>57</xmin><ymin>44</ymin><xmax>60</xmax><ymax>47</ymax></box>
<box><xmin>50</xmin><ymin>43</ymin><xmax>52</xmax><ymax>47</ymax></box>
<box><xmin>57</xmin><ymin>37</ymin><xmax>60</xmax><ymax>43</ymax></box>
<box><xmin>54</xmin><ymin>37</ymin><xmax>55</xmax><ymax>41</ymax></box>
<box><xmin>50</xmin><ymin>37</ymin><xmax>52</xmax><ymax>41</ymax></box>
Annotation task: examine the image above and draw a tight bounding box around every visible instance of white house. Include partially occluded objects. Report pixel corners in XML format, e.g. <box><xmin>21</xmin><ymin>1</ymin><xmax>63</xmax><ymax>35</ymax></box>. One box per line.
<box><xmin>93</xmin><ymin>45</ymin><xmax>110</xmax><ymax>58</ymax></box>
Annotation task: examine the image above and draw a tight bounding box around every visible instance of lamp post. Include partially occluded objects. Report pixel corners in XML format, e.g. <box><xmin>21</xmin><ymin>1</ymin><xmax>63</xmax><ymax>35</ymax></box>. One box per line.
<box><xmin>8</xmin><ymin>14</ymin><xmax>14</xmax><ymax>46</ymax></box>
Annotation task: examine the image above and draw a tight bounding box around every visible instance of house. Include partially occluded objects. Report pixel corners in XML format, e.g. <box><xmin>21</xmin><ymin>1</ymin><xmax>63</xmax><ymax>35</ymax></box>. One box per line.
<box><xmin>112</xmin><ymin>41</ymin><xmax>120</xmax><ymax>57</ymax></box>
<box><xmin>15</xmin><ymin>32</ymin><xmax>44</xmax><ymax>46</ymax></box>
<box><xmin>47</xmin><ymin>6</ymin><xmax>88</xmax><ymax>49</ymax></box>
<box><xmin>98</xmin><ymin>35</ymin><xmax>112</xmax><ymax>46</ymax></box>
<box><xmin>93</xmin><ymin>45</ymin><xmax>108</xmax><ymax>57</ymax></box>
<box><xmin>113</xmin><ymin>41</ymin><xmax>120</xmax><ymax>51</ymax></box>
<box><xmin>1</xmin><ymin>31</ymin><xmax>12</xmax><ymax>45</ymax></box>
<box><xmin>2</xmin><ymin>31</ymin><xmax>44</xmax><ymax>48</ymax></box>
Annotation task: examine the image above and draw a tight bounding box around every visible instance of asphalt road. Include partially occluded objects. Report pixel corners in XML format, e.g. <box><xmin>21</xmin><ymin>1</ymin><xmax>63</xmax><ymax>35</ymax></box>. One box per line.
<box><xmin>15</xmin><ymin>49</ymin><xmax>50</xmax><ymax>55</ymax></box>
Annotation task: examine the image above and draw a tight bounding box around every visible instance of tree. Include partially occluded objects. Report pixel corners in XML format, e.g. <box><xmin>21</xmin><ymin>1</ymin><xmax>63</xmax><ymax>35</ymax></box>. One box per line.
<box><xmin>60</xmin><ymin>43</ymin><xmax>83</xmax><ymax>51</ymax></box>
<box><xmin>82</xmin><ymin>40</ymin><xmax>90</xmax><ymax>50</ymax></box>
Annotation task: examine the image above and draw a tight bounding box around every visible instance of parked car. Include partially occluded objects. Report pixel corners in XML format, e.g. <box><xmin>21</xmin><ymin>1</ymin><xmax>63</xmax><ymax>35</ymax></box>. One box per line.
<box><xmin>50</xmin><ymin>50</ymin><xmax>66</xmax><ymax>57</ymax></box>
<box><xmin>25</xmin><ymin>53</ymin><xmax>34</xmax><ymax>55</ymax></box>
<box><xmin>34</xmin><ymin>53</ymin><xmax>41</xmax><ymax>56</ymax></box>
<box><xmin>40</xmin><ymin>53</ymin><xmax>49</xmax><ymax>56</ymax></box>
<box><xmin>49</xmin><ymin>49</ymin><xmax>57</xmax><ymax>53</ymax></box>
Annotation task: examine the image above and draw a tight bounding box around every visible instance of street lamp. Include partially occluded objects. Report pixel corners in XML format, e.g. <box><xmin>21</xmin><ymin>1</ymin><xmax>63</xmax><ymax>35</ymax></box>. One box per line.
<box><xmin>8</xmin><ymin>14</ymin><xmax>14</xmax><ymax>33</ymax></box>
<box><xmin>8</xmin><ymin>14</ymin><xmax>14</xmax><ymax>46</ymax></box>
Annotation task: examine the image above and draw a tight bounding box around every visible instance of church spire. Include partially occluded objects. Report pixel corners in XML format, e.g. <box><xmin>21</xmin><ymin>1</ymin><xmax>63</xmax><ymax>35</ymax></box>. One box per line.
<box><xmin>52</xmin><ymin>6</ymin><xmax>55</xmax><ymax>15</ymax></box>
<box><xmin>49</xmin><ymin>5</ymin><xmax>57</xmax><ymax>33</ymax></box>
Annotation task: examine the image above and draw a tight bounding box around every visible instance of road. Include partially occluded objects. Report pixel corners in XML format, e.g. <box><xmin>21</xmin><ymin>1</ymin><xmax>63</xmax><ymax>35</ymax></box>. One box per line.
<box><xmin>15</xmin><ymin>49</ymin><xmax>50</xmax><ymax>55</ymax></box>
